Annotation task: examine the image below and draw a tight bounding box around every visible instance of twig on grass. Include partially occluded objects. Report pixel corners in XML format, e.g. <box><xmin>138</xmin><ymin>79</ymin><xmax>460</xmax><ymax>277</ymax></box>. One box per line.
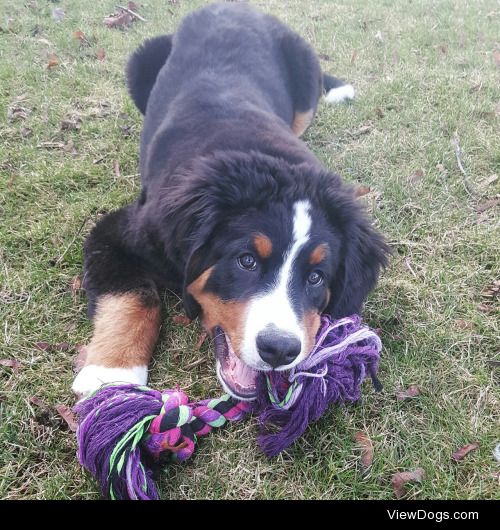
<box><xmin>54</xmin><ymin>217</ymin><xmax>88</xmax><ymax>267</ymax></box>
<box><xmin>116</xmin><ymin>5</ymin><xmax>147</xmax><ymax>22</ymax></box>
<box><xmin>452</xmin><ymin>131</ymin><xmax>475</xmax><ymax>197</ymax></box>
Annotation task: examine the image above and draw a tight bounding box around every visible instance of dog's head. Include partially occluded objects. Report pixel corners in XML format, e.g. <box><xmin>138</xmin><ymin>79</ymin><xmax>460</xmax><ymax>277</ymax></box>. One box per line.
<box><xmin>161</xmin><ymin>152</ymin><xmax>389</xmax><ymax>400</ymax></box>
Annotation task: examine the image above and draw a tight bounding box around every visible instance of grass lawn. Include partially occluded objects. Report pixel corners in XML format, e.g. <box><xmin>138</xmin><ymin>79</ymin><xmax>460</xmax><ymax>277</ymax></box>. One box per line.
<box><xmin>0</xmin><ymin>0</ymin><xmax>499</xmax><ymax>500</ymax></box>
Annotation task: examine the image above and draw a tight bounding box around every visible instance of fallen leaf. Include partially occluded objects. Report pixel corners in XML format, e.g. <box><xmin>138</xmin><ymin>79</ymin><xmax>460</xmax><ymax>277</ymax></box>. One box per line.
<box><xmin>113</xmin><ymin>160</ymin><xmax>121</xmax><ymax>179</ymax></box>
<box><xmin>477</xmin><ymin>303</ymin><xmax>494</xmax><ymax>313</ymax></box>
<box><xmin>476</xmin><ymin>198</ymin><xmax>500</xmax><ymax>213</ymax></box>
<box><xmin>355</xmin><ymin>431</ymin><xmax>374</xmax><ymax>470</ymax></box>
<box><xmin>46</xmin><ymin>53</ymin><xmax>59</xmax><ymax>70</ymax></box>
<box><xmin>52</xmin><ymin>7</ymin><xmax>65</xmax><ymax>22</ymax></box>
<box><xmin>74</xmin><ymin>30</ymin><xmax>86</xmax><ymax>42</ymax></box>
<box><xmin>29</xmin><ymin>396</ymin><xmax>50</xmax><ymax>410</ymax></box>
<box><xmin>355</xmin><ymin>185</ymin><xmax>371</xmax><ymax>198</ymax></box>
<box><xmin>194</xmin><ymin>331</ymin><xmax>208</xmax><ymax>351</ymax></box>
<box><xmin>479</xmin><ymin>174</ymin><xmax>498</xmax><ymax>188</ymax></box>
<box><xmin>391</xmin><ymin>468</ymin><xmax>425</xmax><ymax>499</ymax></box>
<box><xmin>452</xmin><ymin>442</ymin><xmax>479</xmax><ymax>462</ymax></box>
<box><xmin>55</xmin><ymin>404</ymin><xmax>78</xmax><ymax>432</ymax></box>
<box><xmin>436</xmin><ymin>163</ymin><xmax>448</xmax><ymax>177</ymax></box>
<box><xmin>34</xmin><ymin>341</ymin><xmax>50</xmax><ymax>351</ymax></box>
<box><xmin>104</xmin><ymin>11</ymin><xmax>132</xmax><ymax>29</ymax></box>
<box><xmin>0</xmin><ymin>359</ymin><xmax>22</xmax><ymax>371</ymax></box>
<box><xmin>8</xmin><ymin>105</ymin><xmax>31</xmax><ymax>121</ymax></box>
<box><xmin>30</xmin><ymin>396</ymin><xmax>60</xmax><ymax>428</ymax></box>
<box><xmin>395</xmin><ymin>384</ymin><xmax>421</xmax><ymax>400</ymax></box>
<box><xmin>374</xmin><ymin>107</ymin><xmax>384</xmax><ymax>119</ymax></box>
<box><xmin>172</xmin><ymin>315</ymin><xmax>191</xmax><ymax>326</ymax></box>
<box><xmin>73</xmin><ymin>344</ymin><xmax>88</xmax><ymax>373</ymax></box>
<box><xmin>469</xmin><ymin>82</ymin><xmax>482</xmax><ymax>93</ymax></box>
<box><xmin>60</xmin><ymin>118</ymin><xmax>81</xmax><ymax>130</ymax></box>
<box><xmin>53</xmin><ymin>342</ymin><xmax>70</xmax><ymax>352</ymax></box>
<box><xmin>64</xmin><ymin>139</ymin><xmax>77</xmax><ymax>155</ymax></box>
<box><xmin>350</xmin><ymin>125</ymin><xmax>372</xmax><ymax>137</ymax></box>
<box><xmin>481</xmin><ymin>279</ymin><xmax>500</xmax><ymax>298</ymax></box>
<box><xmin>70</xmin><ymin>276</ymin><xmax>82</xmax><ymax>295</ymax></box>
<box><xmin>128</xmin><ymin>1</ymin><xmax>140</xmax><ymax>10</ymax></box>
<box><xmin>20</xmin><ymin>127</ymin><xmax>32</xmax><ymax>138</ymax></box>
<box><xmin>408</xmin><ymin>169</ymin><xmax>424</xmax><ymax>185</ymax></box>
<box><xmin>96</xmin><ymin>48</ymin><xmax>106</xmax><ymax>61</ymax></box>
<box><xmin>493</xmin><ymin>50</ymin><xmax>500</xmax><ymax>69</ymax></box>
<box><xmin>455</xmin><ymin>319</ymin><xmax>473</xmax><ymax>330</ymax></box>
<box><xmin>6</xmin><ymin>173</ymin><xmax>17</xmax><ymax>189</ymax></box>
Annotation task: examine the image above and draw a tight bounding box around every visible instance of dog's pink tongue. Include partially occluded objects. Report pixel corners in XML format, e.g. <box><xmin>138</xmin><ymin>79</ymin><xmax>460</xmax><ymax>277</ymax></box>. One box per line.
<box><xmin>226</xmin><ymin>338</ymin><xmax>257</xmax><ymax>390</ymax></box>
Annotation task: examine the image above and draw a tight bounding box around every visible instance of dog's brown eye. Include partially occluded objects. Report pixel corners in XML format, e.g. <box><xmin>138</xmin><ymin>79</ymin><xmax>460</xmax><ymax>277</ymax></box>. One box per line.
<box><xmin>308</xmin><ymin>270</ymin><xmax>323</xmax><ymax>285</ymax></box>
<box><xmin>238</xmin><ymin>253</ymin><xmax>257</xmax><ymax>270</ymax></box>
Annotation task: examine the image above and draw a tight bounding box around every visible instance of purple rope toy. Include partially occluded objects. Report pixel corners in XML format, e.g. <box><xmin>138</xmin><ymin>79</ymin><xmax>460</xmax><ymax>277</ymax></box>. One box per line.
<box><xmin>74</xmin><ymin>314</ymin><xmax>382</xmax><ymax>499</ymax></box>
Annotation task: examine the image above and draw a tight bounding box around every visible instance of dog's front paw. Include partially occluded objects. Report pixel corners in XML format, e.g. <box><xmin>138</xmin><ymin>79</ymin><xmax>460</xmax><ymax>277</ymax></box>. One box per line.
<box><xmin>72</xmin><ymin>364</ymin><xmax>148</xmax><ymax>399</ymax></box>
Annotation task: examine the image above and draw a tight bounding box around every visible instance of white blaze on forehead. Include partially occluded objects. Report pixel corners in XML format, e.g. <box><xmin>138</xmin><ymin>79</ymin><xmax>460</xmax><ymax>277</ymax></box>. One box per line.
<box><xmin>293</xmin><ymin>200</ymin><xmax>312</xmax><ymax>240</ymax></box>
<box><xmin>241</xmin><ymin>200</ymin><xmax>312</xmax><ymax>370</ymax></box>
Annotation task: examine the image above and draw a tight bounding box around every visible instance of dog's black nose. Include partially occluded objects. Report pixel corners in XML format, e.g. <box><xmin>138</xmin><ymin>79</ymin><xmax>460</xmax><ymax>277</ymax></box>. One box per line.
<box><xmin>257</xmin><ymin>328</ymin><xmax>301</xmax><ymax>369</ymax></box>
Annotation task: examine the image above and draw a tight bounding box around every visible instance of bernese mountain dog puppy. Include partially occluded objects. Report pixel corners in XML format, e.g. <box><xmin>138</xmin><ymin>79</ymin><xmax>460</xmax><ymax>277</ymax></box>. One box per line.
<box><xmin>73</xmin><ymin>3</ymin><xmax>389</xmax><ymax>401</ymax></box>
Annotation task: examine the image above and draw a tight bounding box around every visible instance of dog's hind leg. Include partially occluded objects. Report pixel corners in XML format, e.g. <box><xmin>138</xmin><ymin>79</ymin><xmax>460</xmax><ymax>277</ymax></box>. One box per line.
<box><xmin>127</xmin><ymin>34</ymin><xmax>173</xmax><ymax>115</ymax></box>
<box><xmin>72</xmin><ymin>207</ymin><xmax>162</xmax><ymax>397</ymax></box>
<box><xmin>279</xmin><ymin>30</ymin><xmax>354</xmax><ymax>135</ymax></box>
<box><xmin>280</xmin><ymin>31</ymin><xmax>323</xmax><ymax>137</ymax></box>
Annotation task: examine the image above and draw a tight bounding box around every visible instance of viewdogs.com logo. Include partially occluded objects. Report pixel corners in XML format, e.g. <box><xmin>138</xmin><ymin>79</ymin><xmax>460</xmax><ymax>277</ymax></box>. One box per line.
<box><xmin>387</xmin><ymin>510</ymin><xmax>478</xmax><ymax>523</ymax></box>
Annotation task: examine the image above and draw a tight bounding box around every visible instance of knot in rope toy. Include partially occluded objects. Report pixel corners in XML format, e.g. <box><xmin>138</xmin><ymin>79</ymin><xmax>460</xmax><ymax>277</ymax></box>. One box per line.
<box><xmin>74</xmin><ymin>314</ymin><xmax>382</xmax><ymax>500</ymax></box>
<box><xmin>75</xmin><ymin>386</ymin><xmax>249</xmax><ymax>500</ymax></box>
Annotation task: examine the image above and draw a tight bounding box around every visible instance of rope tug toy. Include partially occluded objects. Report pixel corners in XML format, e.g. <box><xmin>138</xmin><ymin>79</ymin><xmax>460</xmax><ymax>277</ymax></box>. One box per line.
<box><xmin>74</xmin><ymin>314</ymin><xmax>382</xmax><ymax>500</ymax></box>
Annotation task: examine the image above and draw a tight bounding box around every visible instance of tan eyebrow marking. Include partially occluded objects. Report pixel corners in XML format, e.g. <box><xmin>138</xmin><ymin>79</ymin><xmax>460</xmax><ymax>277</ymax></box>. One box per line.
<box><xmin>309</xmin><ymin>243</ymin><xmax>328</xmax><ymax>265</ymax></box>
<box><xmin>253</xmin><ymin>233</ymin><xmax>273</xmax><ymax>259</ymax></box>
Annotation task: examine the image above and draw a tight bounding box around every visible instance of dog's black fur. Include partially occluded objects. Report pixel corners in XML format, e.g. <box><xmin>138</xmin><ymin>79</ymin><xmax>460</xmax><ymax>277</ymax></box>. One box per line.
<box><xmin>83</xmin><ymin>3</ymin><xmax>389</xmax><ymax>332</ymax></box>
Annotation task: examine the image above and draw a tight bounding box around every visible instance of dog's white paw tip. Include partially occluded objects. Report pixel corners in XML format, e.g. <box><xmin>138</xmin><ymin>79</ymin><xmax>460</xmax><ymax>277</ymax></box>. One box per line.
<box><xmin>71</xmin><ymin>364</ymin><xmax>148</xmax><ymax>397</ymax></box>
<box><xmin>324</xmin><ymin>84</ymin><xmax>355</xmax><ymax>104</ymax></box>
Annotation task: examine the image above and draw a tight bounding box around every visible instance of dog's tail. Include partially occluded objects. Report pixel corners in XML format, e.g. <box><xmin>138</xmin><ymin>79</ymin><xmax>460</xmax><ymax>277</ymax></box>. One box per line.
<box><xmin>323</xmin><ymin>74</ymin><xmax>355</xmax><ymax>104</ymax></box>
<box><xmin>126</xmin><ymin>34</ymin><xmax>173</xmax><ymax>115</ymax></box>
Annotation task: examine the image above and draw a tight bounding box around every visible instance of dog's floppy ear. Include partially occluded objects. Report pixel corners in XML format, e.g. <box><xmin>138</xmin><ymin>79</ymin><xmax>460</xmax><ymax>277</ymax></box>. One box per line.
<box><xmin>181</xmin><ymin>219</ymin><xmax>218</xmax><ymax>320</ymax></box>
<box><xmin>320</xmin><ymin>181</ymin><xmax>390</xmax><ymax>318</ymax></box>
<box><xmin>328</xmin><ymin>217</ymin><xmax>389</xmax><ymax>317</ymax></box>
<box><xmin>182</xmin><ymin>240</ymin><xmax>210</xmax><ymax>320</ymax></box>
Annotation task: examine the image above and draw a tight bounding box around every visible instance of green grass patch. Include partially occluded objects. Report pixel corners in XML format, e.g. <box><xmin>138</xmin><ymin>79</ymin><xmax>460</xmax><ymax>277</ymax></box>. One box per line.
<box><xmin>0</xmin><ymin>0</ymin><xmax>498</xmax><ymax>499</ymax></box>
